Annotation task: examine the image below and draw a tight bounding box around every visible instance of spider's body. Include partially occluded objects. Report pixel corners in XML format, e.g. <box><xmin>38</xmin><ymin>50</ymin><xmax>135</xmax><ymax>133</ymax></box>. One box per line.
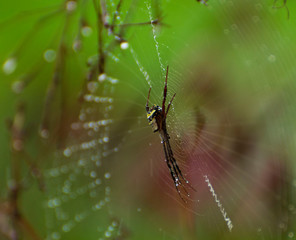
<box><xmin>147</xmin><ymin>105</ymin><xmax>164</xmax><ymax>133</ymax></box>
<box><xmin>145</xmin><ymin>66</ymin><xmax>195</xmax><ymax>202</ymax></box>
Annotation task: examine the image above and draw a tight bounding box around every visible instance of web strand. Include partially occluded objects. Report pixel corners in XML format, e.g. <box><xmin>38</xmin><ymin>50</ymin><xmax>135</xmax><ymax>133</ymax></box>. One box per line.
<box><xmin>204</xmin><ymin>175</ymin><xmax>233</xmax><ymax>232</ymax></box>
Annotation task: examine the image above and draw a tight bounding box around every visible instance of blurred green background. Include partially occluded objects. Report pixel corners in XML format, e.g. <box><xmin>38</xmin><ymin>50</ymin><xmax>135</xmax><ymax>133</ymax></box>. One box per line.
<box><xmin>0</xmin><ymin>0</ymin><xmax>296</xmax><ymax>239</ymax></box>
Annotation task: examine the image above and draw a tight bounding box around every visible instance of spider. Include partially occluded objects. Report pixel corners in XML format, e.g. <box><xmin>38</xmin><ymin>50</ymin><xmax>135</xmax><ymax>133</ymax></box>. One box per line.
<box><xmin>146</xmin><ymin>66</ymin><xmax>195</xmax><ymax>202</ymax></box>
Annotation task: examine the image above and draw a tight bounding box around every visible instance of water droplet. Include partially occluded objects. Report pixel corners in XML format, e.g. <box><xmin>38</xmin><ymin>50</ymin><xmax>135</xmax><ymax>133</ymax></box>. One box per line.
<box><xmin>81</xmin><ymin>26</ymin><xmax>93</xmax><ymax>37</ymax></box>
<box><xmin>11</xmin><ymin>80</ymin><xmax>25</xmax><ymax>94</ymax></box>
<box><xmin>288</xmin><ymin>232</ymin><xmax>294</xmax><ymax>238</ymax></box>
<box><xmin>66</xmin><ymin>1</ymin><xmax>77</xmax><ymax>12</ymax></box>
<box><xmin>87</xmin><ymin>81</ymin><xmax>98</xmax><ymax>93</ymax></box>
<box><xmin>62</xmin><ymin>186</ymin><xmax>70</xmax><ymax>194</ymax></box>
<box><xmin>96</xmin><ymin>160</ymin><xmax>101</xmax><ymax>167</ymax></box>
<box><xmin>279</xmin><ymin>222</ymin><xmax>286</xmax><ymax>229</ymax></box>
<box><xmin>120</xmin><ymin>41</ymin><xmax>129</xmax><ymax>50</ymax></box>
<box><xmin>44</xmin><ymin>49</ymin><xmax>56</xmax><ymax>62</ymax></box>
<box><xmin>3</xmin><ymin>58</ymin><xmax>17</xmax><ymax>75</ymax></box>
<box><xmin>95</xmin><ymin>178</ymin><xmax>101</xmax><ymax>185</ymax></box>
<box><xmin>79</xmin><ymin>113</ymin><xmax>86</xmax><ymax>122</ymax></box>
<box><xmin>105</xmin><ymin>231</ymin><xmax>111</xmax><ymax>237</ymax></box>
<box><xmin>51</xmin><ymin>232</ymin><xmax>61</xmax><ymax>240</ymax></box>
<box><xmin>62</xmin><ymin>224</ymin><xmax>71</xmax><ymax>232</ymax></box>
<box><xmin>40</xmin><ymin>129</ymin><xmax>49</xmax><ymax>138</ymax></box>
<box><xmin>104</xmin><ymin>172</ymin><xmax>111</xmax><ymax>179</ymax></box>
<box><xmin>48</xmin><ymin>198</ymin><xmax>61</xmax><ymax>208</ymax></box>
<box><xmin>108</xmin><ymin>77</ymin><xmax>118</xmax><ymax>84</ymax></box>
<box><xmin>75</xmin><ymin>215</ymin><xmax>82</xmax><ymax>222</ymax></box>
<box><xmin>98</xmin><ymin>73</ymin><xmax>107</xmax><ymax>82</ymax></box>
<box><xmin>105</xmin><ymin>186</ymin><xmax>111</xmax><ymax>193</ymax></box>
<box><xmin>78</xmin><ymin>159</ymin><xmax>86</xmax><ymax>167</ymax></box>
<box><xmin>90</xmin><ymin>171</ymin><xmax>97</xmax><ymax>178</ymax></box>
<box><xmin>63</xmin><ymin>148</ymin><xmax>72</xmax><ymax>157</ymax></box>
<box><xmin>112</xmin><ymin>221</ymin><xmax>118</xmax><ymax>227</ymax></box>
<box><xmin>95</xmin><ymin>203</ymin><xmax>101</xmax><ymax>210</ymax></box>
<box><xmin>268</xmin><ymin>54</ymin><xmax>276</xmax><ymax>62</ymax></box>
<box><xmin>72</xmin><ymin>39</ymin><xmax>81</xmax><ymax>52</ymax></box>
<box><xmin>108</xmin><ymin>225</ymin><xmax>114</xmax><ymax>232</ymax></box>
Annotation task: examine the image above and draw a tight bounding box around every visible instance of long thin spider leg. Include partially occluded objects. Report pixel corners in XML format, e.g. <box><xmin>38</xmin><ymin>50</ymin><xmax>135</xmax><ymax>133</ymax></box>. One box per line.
<box><xmin>117</xmin><ymin>20</ymin><xmax>160</xmax><ymax>27</ymax></box>
<box><xmin>162</xmin><ymin>65</ymin><xmax>169</xmax><ymax>112</ymax></box>
<box><xmin>162</xmin><ymin>140</ymin><xmax>186</xmax><ymax>203</ymax></box>
<box><xmin>163</xmin><ymin>139</ymin><xmax>191</xmax><ymax>197</ymax></box>
<box><xmin>163</xmin><ymin>138</ymin><xmax>186</xmax><ymax>186</ymax></box>
<box><xmin>146</xmin><ymin>88</ymin><xmax>151</xmax><ymax>112</ymax></box>
<box><xmin>165</xmin><ymin>93</ymin><xmax>176</xmax><ymax>117</ymax></box>
<box><xmin>165</xmin><ymin>138</ymin><xmax>196</xmax><ymax>192</ymax></box>
<box><xmin>102</xmin><ymin>0</ymin><xmax>162</xmax><ymax>43</ymax></box>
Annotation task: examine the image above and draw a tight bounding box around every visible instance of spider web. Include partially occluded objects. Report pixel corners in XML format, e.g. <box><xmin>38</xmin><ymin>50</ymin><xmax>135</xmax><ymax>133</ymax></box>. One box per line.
<box><xmin>102</xmin><ymin>0</ymin><xmax>296</xmax><ymax>239</ymax></box>
<box><xmin>1</xmin><ymin>0</ymin><xmax>296</xmax><ymax>239</ymax></box>
<box><xmin>43</xmin><ymin>1</ymin><xmax>133</xmax><ymax>239</ymax></box>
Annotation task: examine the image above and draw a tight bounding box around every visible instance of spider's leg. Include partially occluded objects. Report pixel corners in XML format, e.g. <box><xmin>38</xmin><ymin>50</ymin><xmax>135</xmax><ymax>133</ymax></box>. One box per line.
<box><xmin>165</xmin><ymin>93</ymin><xmax>176</xmax><ymax>117</ymax></box>
<box><xmin>162</xmin><ymin>65</ymin><xmax>169</xmax><ymax>112</ymax></box>
<box><xmin>164</xmin><ymin>140</ymin><xmax>191</xmax><ymax>197</ymax></box>
<box><xmin>146</xmin><ymin>88</ymin><xmax>151</xmax><ymax>112</ymax></box>
<box><xmin>166</xmin><ymin>139</ymin><xmax>196</xmax><ymax>192</ymax></box>
<box><xmin>170</xmin><ymin>159</ymin><xmax>191</xmax><ymax>196</ymax></box>
<box><xmin>162</xmin><ymin>141</ymin><xmax>187</xmax><ymax>203</ymax></box>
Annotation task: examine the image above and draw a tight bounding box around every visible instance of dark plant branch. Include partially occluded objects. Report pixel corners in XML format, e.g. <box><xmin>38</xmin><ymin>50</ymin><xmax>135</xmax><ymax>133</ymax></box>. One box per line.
<box><xmin>1</xmin><ymin>102</ymin><xmax>43</xmax><ymax>240</ymax></box>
